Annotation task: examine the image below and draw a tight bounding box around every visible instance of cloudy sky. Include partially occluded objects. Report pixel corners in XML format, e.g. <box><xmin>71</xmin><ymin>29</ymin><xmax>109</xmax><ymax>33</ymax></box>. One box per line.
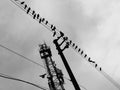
<box><xmin>0</xmin><ymin>0</ymin><xmax>120</xmax><ymax>90</ymax></box>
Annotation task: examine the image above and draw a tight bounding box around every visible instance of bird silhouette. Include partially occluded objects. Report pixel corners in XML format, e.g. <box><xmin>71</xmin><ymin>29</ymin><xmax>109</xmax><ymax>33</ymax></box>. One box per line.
<box><xmin>81</xmin><ymin>51</ymin><xmax>83</xmax><ymax>55</ymax></box>
<box><xmin>27</xmin><ymin>7</ymin><xmax>31</xmax><ymax>14</ymax></box>
<box><xmin>75</xmin><ymin>46</ymin><xmax>78</xmax><ymax>49</ymax></box>
<box><xmin>33</xmin><ymin>14</ymin><xmax>36</xmax><ymax>19</ymax></box>
<box><xmin>51</xmin><ymin>26</ymin><xmax>56</xmax><ymax>31</ymax></box>
<box><xmin>32</xmin><ymin>10</ymin><xmax>35</xmax><ymax>15</ymax></box>
<box><xmin>84</xmin><ymin>54</ymin><xmax>87</xmax><ymax>58</ymax></box>
<box><xmin>72</xmin><ymin>43</ymin><xmax>75</xmax><ymax>47</ymax></box>
<box><xmin>53</xmin><ymin>31</ymin><xmax>56</xmax><ymax>37</ymax></box>
<box><xmin>21</xmin><ymin>1</ymin><xmax>25</xmax><ymax>4</ymax></box>
<box><xmin>39</xmin><ymin>18</ymin><xmax>42</xmax><ymax>23</ymax></box>
<box><xmin>24</xmin><ymin>4</ymin><xmax>27</xmax><ymax>9</ymax></box>
<box><xmin>95</xmin><ymin>64</ymin><xmax>97</xmax><ymax>68</ymax></box>
<box><xmin>41</xmin><ymin>18</ymin><xmax>45</xmax><ymax>22</ymax></box>
<box><xmin>78</xmin><ymin>48</ymin><xmax>81</xmax><ymax>52</ymax></box>
<box><xmin>37</xmin><ymin>14</ymin><xmax>40</xmax><ymax>19</ymax></box>
<box><xmin>45</xmin><ymin>20</ymin><xmax>48</xmax><ymax>25</ymax></box>
<box><xmin>39</xmin><ymin>74</ymin><xmax>46</xmax><ymax>78</ymax></box>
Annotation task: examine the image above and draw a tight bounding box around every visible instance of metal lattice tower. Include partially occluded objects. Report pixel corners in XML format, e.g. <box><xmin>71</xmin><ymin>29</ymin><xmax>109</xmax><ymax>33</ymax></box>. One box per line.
<box><xmin>39</xmin><ymin>43</ymin><xmax>65</xmax><ymax>90</ymax></box>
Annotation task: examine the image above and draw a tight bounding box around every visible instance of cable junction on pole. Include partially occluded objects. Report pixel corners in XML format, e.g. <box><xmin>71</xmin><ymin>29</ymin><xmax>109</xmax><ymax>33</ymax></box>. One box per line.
<box><xmin>9</xmin><ymin>0</ymin><xmax>120</xmax><ymax>89</ymax></box>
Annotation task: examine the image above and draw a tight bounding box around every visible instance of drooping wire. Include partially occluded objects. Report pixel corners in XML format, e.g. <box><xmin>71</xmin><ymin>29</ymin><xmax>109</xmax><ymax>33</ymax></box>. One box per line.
<box><xmin>0</xmin><ymin>44</ymin><xmax>70</xmax><ymax>81</ymax></box>
<box><xmin>0</xmin><ymin>72</ymin><xmax>49</xmax><ymax>90</ymax></box>
<box><xmin>0</xmin><ymin>44</ymin><xmax>45</xmax><ymax>68</ymax></box>
<box><xmin>9</xmin><ymin>0</ymin><xmax>120</xmax><ymax>89</ymax></box>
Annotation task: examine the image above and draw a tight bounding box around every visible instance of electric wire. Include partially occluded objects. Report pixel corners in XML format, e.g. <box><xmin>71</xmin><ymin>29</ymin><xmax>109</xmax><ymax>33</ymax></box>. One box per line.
<box><xmin>0</xmin><ymin>44</ymin><xmax>70</xmax><ymax>82</ymax></box>
<box><xmin>0</xmin><ymin>72</ymin><xmax>49</xmax><ymax>90</ymax></box>
<box><xmin>9</xmin><ymin>0</ymin><xmax>120</xmax><ymax>89</ymax></box>
<box><xmin>0</xmin><ymin>44</ymin><xmax>45</xmax><ymax>68</ymax></box>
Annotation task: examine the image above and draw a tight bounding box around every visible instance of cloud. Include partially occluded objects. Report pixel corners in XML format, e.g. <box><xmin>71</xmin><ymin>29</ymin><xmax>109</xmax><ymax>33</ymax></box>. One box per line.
<box><xmin>1</xmin><ymin>0</ymin><xmax>120</xmax><ymax>90</ymax></box>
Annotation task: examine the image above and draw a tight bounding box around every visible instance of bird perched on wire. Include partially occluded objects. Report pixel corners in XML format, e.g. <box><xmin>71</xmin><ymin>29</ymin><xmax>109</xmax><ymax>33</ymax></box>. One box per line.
<box><xmin>39</xmin><ymin>74</ymin><xmax>46</xmax><ymax>78</ymax></box>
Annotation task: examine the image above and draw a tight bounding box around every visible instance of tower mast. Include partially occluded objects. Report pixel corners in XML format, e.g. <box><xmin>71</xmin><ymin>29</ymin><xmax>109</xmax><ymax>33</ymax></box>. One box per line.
<box><xmin>39</xmin><ymin>43</ymin><xmax>65</xmax><ymax>90</ymax></box>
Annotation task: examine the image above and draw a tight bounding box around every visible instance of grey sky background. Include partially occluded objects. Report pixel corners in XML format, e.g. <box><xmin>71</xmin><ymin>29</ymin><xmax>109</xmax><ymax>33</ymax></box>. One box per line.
<box><xmin>0</xmin><ymin>0</ymin><xmax>120</xmax><ymax>90</ymax></box>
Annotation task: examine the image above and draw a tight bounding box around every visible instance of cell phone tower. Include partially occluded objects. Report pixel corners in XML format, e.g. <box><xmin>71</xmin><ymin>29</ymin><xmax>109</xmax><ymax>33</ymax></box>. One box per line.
<box><xmin>39</xmin><ymin>43</ymin><xmax>65</xmax><ymax>90</ymax></box>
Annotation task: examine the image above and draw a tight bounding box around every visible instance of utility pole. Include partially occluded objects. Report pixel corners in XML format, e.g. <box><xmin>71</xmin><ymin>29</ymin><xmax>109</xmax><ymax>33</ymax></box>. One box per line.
<box><xmin>53</xmin><ymin>32</ymin><xmax>81</xmax><ymax>90</ymax></box>
<box><xmin>39</xmin><ymin>43</ymin><xmax>65</xmax><ymax>90</ymax></box>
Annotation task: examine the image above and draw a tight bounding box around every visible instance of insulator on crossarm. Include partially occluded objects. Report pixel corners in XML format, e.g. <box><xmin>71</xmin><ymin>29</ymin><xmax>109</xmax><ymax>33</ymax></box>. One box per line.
<box><xmin>26</xmin><ymin>7</ymin><xmax>31</xmax><ymax>14</ymax></box>
<box><xmin>100</xmin><ymin>67</ymin><xmax>102</xmax><ymax>71</ymax></box>
<box><xmin>59</xmin><ymin>37</ymin><xmax>68</xmax><ymax>46</ymax></box>
<box><xmin>60</xmin><ymin>31</ymin><xmax>64</xmax><ymax>37</ymax></box>
<box><xmin>63</xmin><ymin>37</ymin><xmax>68</xmax><ymax>41</ymax></box>
<box><xmin>57</xmin><ymin>31</ymin><xmax>64</xmax><ymax>40</ymax></box>
<box><xmin>62</xmin><ymin>42</ymin><xmax>70</xmax><ymax>51</ymax></box>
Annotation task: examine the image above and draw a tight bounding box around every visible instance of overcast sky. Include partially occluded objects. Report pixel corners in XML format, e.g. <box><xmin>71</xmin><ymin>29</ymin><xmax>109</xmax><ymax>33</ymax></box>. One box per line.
<box><xmin>0</xmin><ymin>0</ymin><xmax>120</xmax><ymax>90</ymax></box>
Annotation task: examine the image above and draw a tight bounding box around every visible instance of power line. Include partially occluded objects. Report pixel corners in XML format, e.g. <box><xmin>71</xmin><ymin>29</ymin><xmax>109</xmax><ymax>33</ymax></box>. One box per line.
<box><xmin>0</xmin><ymin>44</ymin><xmax>45</xmax><ymax>68</ymax></box>
<box><xmin>0</xmin><ymin>44</ymin><xmax>70</xmax><ymax>81</ymax></box>
<box><xmin>0</xmin><ymin>72</ymin><xmax>48</xmax><ymax>90</ymax></box>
